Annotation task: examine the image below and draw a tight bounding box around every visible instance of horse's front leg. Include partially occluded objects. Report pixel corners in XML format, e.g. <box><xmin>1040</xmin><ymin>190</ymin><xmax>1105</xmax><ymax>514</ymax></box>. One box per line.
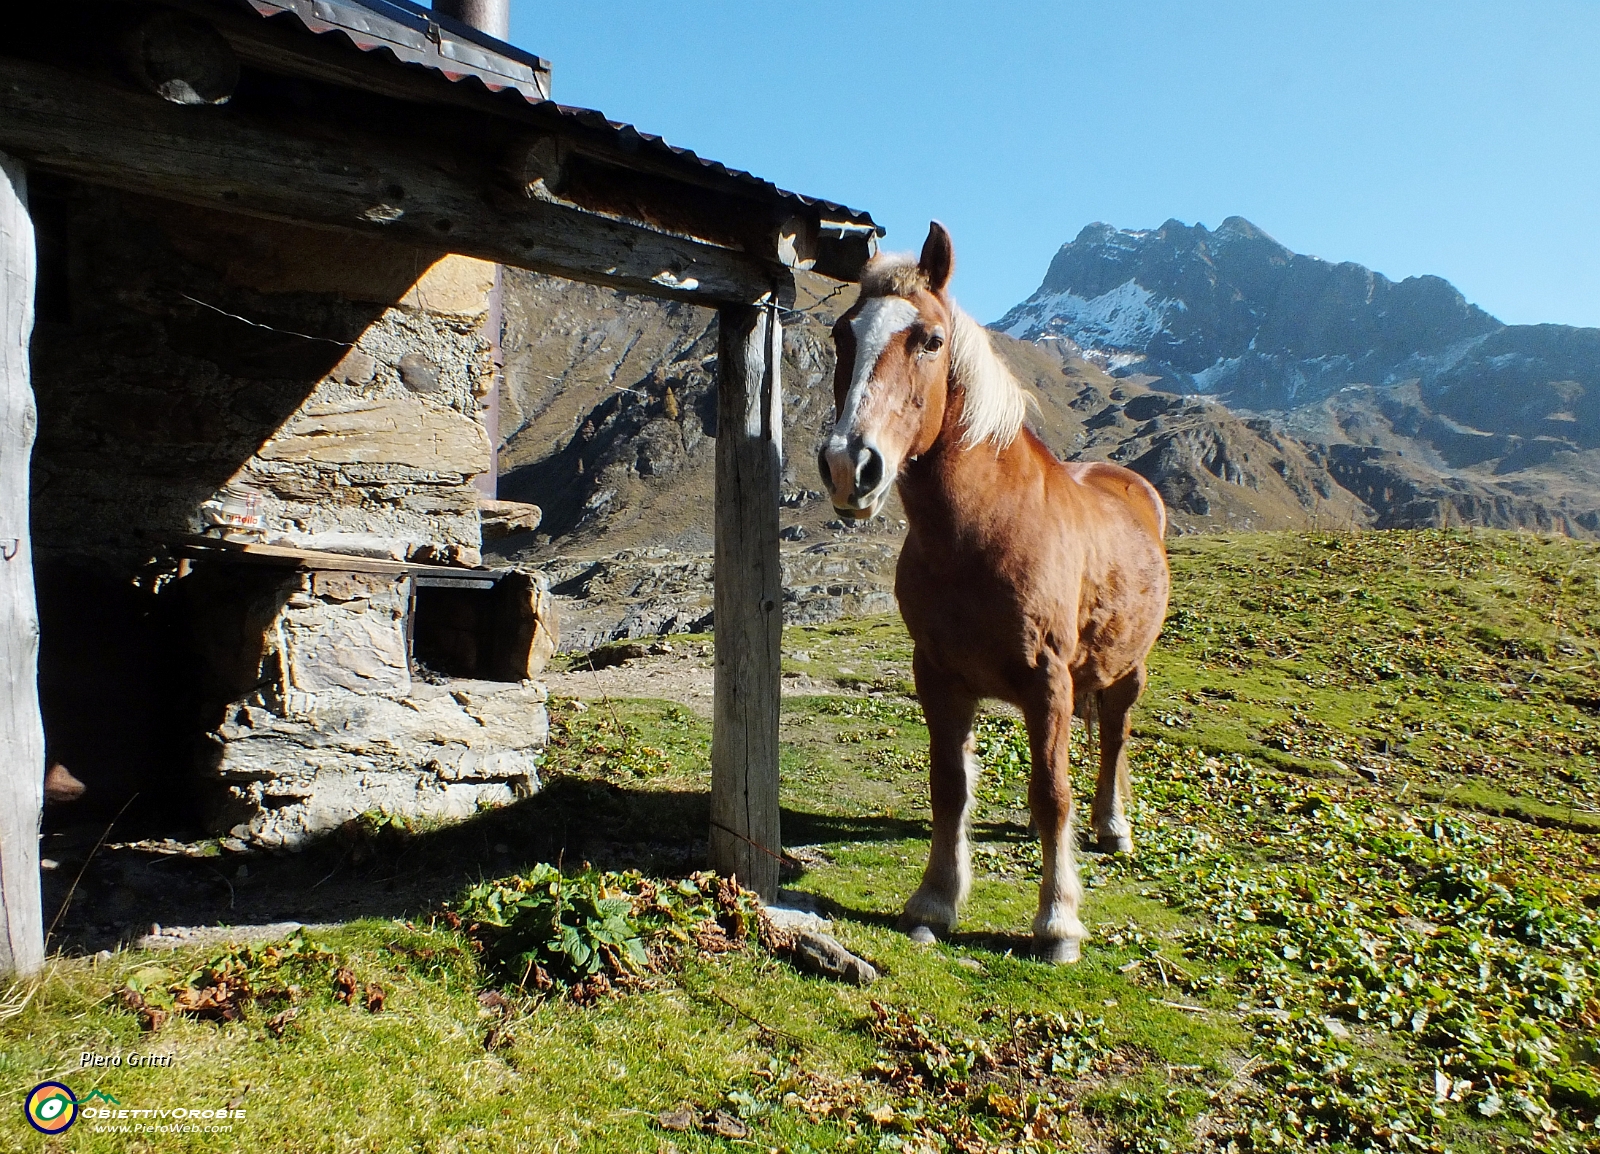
<box><xmin>900</xmin><ymin>649</ymin><xmax>979</xmax><ymax>943</ymax></box>
<box><xmin>1027</xmin><ymin>680</ymin><xmax>1087</xmax><ymax>963</ymax></box>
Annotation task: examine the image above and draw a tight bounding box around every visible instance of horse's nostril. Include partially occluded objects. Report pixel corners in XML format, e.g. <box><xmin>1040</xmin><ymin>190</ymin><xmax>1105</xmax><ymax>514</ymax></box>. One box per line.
<box><xmin>857</xmin><ymin>446</ymin><xmax>885</xmax><ymax>495</ymax></box>
<box><xmin>817</xmin><ymin>446</ymin><xmax>833</xmax><ymax>493</ymax></box>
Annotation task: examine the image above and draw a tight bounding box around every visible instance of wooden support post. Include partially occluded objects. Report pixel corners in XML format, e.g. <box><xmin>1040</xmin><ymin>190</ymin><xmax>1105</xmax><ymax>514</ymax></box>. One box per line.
<box><xmin>710</xmin><ymin>302</ymin><xmax>783</xmax><ymax>901</ymax></box>
<box><xmin>0</xmin><ymin>152</ymin><xmax>44</xmax><ymax>979</ymax></box>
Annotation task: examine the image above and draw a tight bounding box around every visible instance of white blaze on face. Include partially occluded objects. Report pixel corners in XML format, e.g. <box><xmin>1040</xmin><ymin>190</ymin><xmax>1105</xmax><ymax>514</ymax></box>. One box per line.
<box><xmin>832</xmin><ymin>296</ymin><xmax>920</xmax><ymax>441</ymax></box>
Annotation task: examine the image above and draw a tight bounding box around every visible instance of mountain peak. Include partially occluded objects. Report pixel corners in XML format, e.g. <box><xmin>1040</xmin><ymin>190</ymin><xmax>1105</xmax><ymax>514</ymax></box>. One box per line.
<box><xmin>994</xmin><ymin>218</ymin><xmax>1502</xmax><ymax>408</ymax></box>
<box><xmin>1215</xmin><ymin>215</ymin><xmax>1266</xmax><ymax>239</ymax></box>
<box><xmin>1070</xmin><ymin>221</ymin><xmax>1122</xmax><ymax>246</ymax></box>
<box><xmin>986</xmin><ymin>220</ymin><xmax>1599</xmax><ymax>537</ymax></box>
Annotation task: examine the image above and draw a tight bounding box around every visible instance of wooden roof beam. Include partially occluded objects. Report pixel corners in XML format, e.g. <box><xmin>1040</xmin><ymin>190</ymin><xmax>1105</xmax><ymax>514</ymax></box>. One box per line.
<box><xmin>160</xmin><ymin>0</ymin><xmax>877</xmax><ymax>276</ymax></box>
<box><xmin>0</xmin><ymin>55</ymin><xmax>796</xmax><ymax>305</ymax></box>
<box><xmin>505</xmin><ymin>138</ymin><xmax>875</xmax><ymax>282</ymax></box>
<box><xmin>150</xmin><ymin>0</ymin><xmax>877</xmax><ymax>252</ymax></box>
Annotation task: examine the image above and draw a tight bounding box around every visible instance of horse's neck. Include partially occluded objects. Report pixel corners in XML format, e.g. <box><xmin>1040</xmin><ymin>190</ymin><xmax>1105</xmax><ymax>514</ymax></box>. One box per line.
<box><xmin>897</xmin><ymin>394</ymin><xmax>1033</xmax><ymax>542</ymax></box>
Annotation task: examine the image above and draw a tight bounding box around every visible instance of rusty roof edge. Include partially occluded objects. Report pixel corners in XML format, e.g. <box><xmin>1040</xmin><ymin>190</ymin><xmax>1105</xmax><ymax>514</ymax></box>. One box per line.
<box><xmin>339</xmin><ymin>0</ymin><xmax>551</xmax><ymax>73</ymax></box>
<box><xmin>240</xmin><ymin>0</ymin><xmax>548</xmax><ymax>99</ymax></box>
<box><xmin>531</xmin><ymin>103</ymin><xmax>881</xmax><ymax>228</ymax></box>
<box><xmin>213</xmin><ymin>0</ymin><xmax>881</xmax><ymax>233</ymax></box>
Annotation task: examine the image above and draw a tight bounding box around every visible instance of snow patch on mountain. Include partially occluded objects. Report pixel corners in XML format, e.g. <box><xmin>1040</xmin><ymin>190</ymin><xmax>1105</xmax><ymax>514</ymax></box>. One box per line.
<box><xmin>1190</xmin><ymin>357</ymin><xmax>1242</xmax><ymax>393</ymax></box>
<box><xmin>1384</xmin><ymin>332</ymin><xmax>1495</xmax><ymax>384</ymax></box>
<box><xmin>999</xmin><ymin>280</ymin><xmax>1176</xmax><ymax>349</ymax></box>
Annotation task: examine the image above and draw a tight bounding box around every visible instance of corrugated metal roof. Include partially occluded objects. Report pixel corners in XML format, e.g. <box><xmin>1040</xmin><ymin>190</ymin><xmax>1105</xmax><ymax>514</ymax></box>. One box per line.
<box><xmin>526</xmin><ymin>104</ymin><xmax>880</xmax><ymax>230</ymax></box>
<box><xmin>233</xmin><ymin>0</ymin><xmax>881</xmax><ymax>232</ymax></box>
<box><xmin>243</xmin><ymin>0</ymin><xmax>549</xmax><ymax>99</ymax></box>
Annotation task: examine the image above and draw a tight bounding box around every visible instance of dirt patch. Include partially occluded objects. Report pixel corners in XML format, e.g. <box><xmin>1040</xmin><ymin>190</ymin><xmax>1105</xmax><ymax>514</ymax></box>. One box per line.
<box><xmin>545</xmin><ymin>644</ymin><xmax>715</xmax><ymax>712</ymax></box>
<box><xmin>545</xmin><ymin>642</ymin><xmax>843</xmax><ymax>715</ymax></box>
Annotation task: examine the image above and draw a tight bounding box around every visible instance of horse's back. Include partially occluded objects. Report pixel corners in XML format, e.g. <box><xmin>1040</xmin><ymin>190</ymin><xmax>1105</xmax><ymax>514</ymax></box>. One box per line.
<box><xmin>1062</xmin><ymin>460</ymin><xmax>1167</xmax><ymax>543</ymax></box>
<box><xmin>1045</xmin><ymin>457</ymin><xmax>1170</xmax><ymax>686</ymax></box>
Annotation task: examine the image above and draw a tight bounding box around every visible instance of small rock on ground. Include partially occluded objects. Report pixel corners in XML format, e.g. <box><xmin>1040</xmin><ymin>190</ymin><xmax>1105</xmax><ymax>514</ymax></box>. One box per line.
<box><xmin>789</xmin><ymin>930</ymin><xmax>877</xmax><ymax>985</ymax></box>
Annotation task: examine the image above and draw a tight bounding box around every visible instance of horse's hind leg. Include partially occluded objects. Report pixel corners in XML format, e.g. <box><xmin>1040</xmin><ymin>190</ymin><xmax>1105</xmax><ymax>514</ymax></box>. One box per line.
<box><xmin>1026</xmin><ymin>680</ymin><xmax>1086</xmax><ymax>963</ymax></box>
<box><xmin>900</xmin><ymin>650</ymin><xmax>979</xmax><ymax>943</ymax></box>
<box><xmin>1091</xmin><ymin>664</ymin><xmax>1146</xmax><ymax>855</ymax></box>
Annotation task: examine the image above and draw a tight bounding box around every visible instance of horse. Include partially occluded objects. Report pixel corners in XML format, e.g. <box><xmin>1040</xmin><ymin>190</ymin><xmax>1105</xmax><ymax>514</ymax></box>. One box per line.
<box><xmin>817</xmin><ymin>222</ymin><xmax>1170</xmax><ymax>963</ymax></box>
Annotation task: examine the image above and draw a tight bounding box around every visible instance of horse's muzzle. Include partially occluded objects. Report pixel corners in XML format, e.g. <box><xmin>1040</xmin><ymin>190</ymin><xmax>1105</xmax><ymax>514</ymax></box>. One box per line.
<box><xmin>819</xmin><ymin>438</ymin><xmax>887</xmax><ymax>518</ymax></box>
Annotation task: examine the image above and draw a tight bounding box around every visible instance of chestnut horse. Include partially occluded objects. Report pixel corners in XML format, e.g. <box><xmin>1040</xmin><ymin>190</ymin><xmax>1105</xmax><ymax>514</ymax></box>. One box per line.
<box><xmin>819</xmin><ymin>223</ymin><xmax>1170</xmax><ymax>963</ymax></box>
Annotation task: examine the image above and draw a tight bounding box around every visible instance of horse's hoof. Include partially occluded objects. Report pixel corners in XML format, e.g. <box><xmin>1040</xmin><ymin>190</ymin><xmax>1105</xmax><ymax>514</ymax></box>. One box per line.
<box><xmin>1036</xmin><ymin>937</ymin><xmax>1081</xmax><ymax>965</ymax></box>
<box><xmin>1096</xmin><ymin>834</ymin><xmax>1133</xmax><ymax>856</ymax></box>
<box><xmin>905</xmin><ymin>924</ymin><xmax>939</xmax><ymax>945</ymax></box>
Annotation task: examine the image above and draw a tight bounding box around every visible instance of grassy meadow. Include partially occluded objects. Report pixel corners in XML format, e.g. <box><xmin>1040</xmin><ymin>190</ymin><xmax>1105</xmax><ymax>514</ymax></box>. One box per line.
<box><xmin>5</xmin><ymin>529</ymin><xmax>1600</xmax><ymax>1152</ymax></box>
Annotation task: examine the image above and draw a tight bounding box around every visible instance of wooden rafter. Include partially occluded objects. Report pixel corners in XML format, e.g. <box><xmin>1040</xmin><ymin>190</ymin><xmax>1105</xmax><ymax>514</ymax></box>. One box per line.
<box><xmin>0</xmin><ymin>56</ymin><xmax>797</xmax><ymax>305</ymax></box>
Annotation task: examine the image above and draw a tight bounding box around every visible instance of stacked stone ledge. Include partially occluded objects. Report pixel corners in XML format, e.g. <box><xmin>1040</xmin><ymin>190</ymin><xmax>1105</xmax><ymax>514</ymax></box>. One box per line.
<box><xmin>194</xmin><ymin>563</ymin><xmax>557</xmax><ymax>851</ymax></box>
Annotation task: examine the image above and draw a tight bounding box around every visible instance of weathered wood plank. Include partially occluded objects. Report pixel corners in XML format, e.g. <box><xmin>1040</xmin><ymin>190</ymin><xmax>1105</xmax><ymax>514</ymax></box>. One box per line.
<box><xmin>0</xmin><ymin>57</ymin><xmax>791</xmax><ymax>306</ymax></box>
<box><xmin>710</xmin><ymin>303</ymin><xmax>784</xmax><ymax>901</ymax></box>
<box><xmin>172</xmin><ymin>537</ymin><xmax>507</xmax><ymax>578</ymax></box>
<box><xmin>0</xmin><ymin>152</ymin><xmax>45</xmax><ymax>979</ymax></box>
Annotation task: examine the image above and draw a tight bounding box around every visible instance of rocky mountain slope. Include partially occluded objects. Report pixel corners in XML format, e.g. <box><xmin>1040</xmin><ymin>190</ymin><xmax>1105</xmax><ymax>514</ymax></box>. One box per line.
<box><xmin>996</xmin><ymin>218</ymin><xmax>1600</xmax><ymax>536</ymax></box>
<box><xmin>497</xmin><ymin>270</ymin><xmax>1362</xmax><ymax>549</ymax></box>
<box><xmin>491</xmin><ymin>269</ymin><xmax>1368</xmax><ymax>644</ymax></box>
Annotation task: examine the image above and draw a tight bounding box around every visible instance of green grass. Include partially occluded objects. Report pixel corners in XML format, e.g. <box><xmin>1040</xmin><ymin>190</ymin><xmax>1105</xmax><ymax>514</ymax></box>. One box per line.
<box><xmin>5</xmin><ymin>529</ymin><xmax>1600</xmax><ymax>1152</ymax></box>
<box><xmin>1146</xmin><ymin>531</ymin><xmax>1600</xmax><ymax>827</ymax></box>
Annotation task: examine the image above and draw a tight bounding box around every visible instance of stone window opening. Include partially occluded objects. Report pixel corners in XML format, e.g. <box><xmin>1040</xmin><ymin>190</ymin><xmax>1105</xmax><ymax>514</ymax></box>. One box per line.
<box><xmin>410</xmin><ymin>570</ymin><xmax>557</xmax><ymax>684</ymax></box>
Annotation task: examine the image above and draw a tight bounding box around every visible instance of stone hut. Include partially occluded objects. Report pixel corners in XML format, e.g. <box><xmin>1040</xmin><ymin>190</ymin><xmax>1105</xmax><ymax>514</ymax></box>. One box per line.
<box><xmin>0</xmin><ymin>0</ymin><xmax>879</xmax><ymax>974</ymax></box>
<box><xmin>31</xmin><ymin>188</ymin><xmax>557</xmax><ymax>846</ymax></box>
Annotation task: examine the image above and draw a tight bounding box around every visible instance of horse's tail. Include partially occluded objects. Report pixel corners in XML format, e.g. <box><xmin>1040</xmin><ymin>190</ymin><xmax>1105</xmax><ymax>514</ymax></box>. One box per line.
<box><xmin>1075</xmin><ymin>689</ymin><xmax>1100</xmax><ymax>769</ymax></box>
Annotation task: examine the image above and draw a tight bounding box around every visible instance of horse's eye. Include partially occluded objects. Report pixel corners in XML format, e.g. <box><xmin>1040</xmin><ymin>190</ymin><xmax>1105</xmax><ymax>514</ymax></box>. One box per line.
<box><xmin>924</xmin><ymin>333</ymin><xmax>945</xmax><ymax>353</ymax></box>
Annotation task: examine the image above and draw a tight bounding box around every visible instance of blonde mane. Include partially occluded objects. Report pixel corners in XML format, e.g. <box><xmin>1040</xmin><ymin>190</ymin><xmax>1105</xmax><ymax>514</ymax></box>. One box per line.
<box><xmin>857</xmin><ymin>252</ymin><xmax>1033</xmax><ymax>450</ymax></box>
<box><xmin>949</xmin><ymin>308</ymin><xmax>1032</xmax><ymax>449</ymax></box>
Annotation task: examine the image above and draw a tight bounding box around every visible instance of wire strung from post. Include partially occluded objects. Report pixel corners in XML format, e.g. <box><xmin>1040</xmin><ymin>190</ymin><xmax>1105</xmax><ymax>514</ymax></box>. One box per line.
<box><xmin>772</xmin><ymin>280</ymin><xmax>851</xmax><ymax>323</ymax></box>
<box><xmin>180</xmin><ymin>294</ymin><xmax>355</xmax><ymax>347</ymax></box>
<box><xmin>710</xmin><ymin>819</ymin><xmax>790</xmax><ymax>864</ymax></box>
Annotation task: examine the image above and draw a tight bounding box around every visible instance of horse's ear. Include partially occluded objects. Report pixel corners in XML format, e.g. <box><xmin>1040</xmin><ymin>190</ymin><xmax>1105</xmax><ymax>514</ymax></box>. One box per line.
<box><xmin>919</xmin><ymin>221</ymin><xmax>954</xmax><ymax>294</ymax></box>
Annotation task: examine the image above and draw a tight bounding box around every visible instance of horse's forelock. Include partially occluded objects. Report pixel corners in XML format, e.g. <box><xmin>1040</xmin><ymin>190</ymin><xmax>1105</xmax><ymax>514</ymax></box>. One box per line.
<box><xmin>858</xmin><ymin>253</ymin><xmax>929</xmax><ymax>300</ymax></box>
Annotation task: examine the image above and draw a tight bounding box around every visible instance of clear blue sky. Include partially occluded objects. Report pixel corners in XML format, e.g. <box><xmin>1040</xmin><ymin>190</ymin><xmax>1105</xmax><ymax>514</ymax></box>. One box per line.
<box><xmin>509</xmin><ymin>2</ymin><xmax>1600</xmax><ymax>329</ymax></box>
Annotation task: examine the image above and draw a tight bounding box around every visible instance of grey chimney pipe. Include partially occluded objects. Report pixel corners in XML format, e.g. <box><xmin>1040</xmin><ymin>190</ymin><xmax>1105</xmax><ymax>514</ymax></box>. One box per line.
<box><xmin>432</xmin><ymin>0</ymin><xmax>509</xmax><ymax>40</ymax></box>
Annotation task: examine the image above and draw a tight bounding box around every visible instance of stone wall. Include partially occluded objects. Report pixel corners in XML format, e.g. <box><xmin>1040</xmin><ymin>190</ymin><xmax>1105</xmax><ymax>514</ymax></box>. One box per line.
<box><xmin>185</xmin><ymin>565</ymin><xmax>550</xmax><ymax>849</ymax></box>
<box><xmin>31</xmin><ymin>183</ymin><xmax>494</xmax><ymax>570</ymax></box>
<box><xmin>27</xmin><ymin>180</ymin><xmax>505</xmax><ymax>815</ymax></box>
<box><xmin>208</xmin><ymin>677</ymin><xmax>547</xmax><ymax>849</ymax></box>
